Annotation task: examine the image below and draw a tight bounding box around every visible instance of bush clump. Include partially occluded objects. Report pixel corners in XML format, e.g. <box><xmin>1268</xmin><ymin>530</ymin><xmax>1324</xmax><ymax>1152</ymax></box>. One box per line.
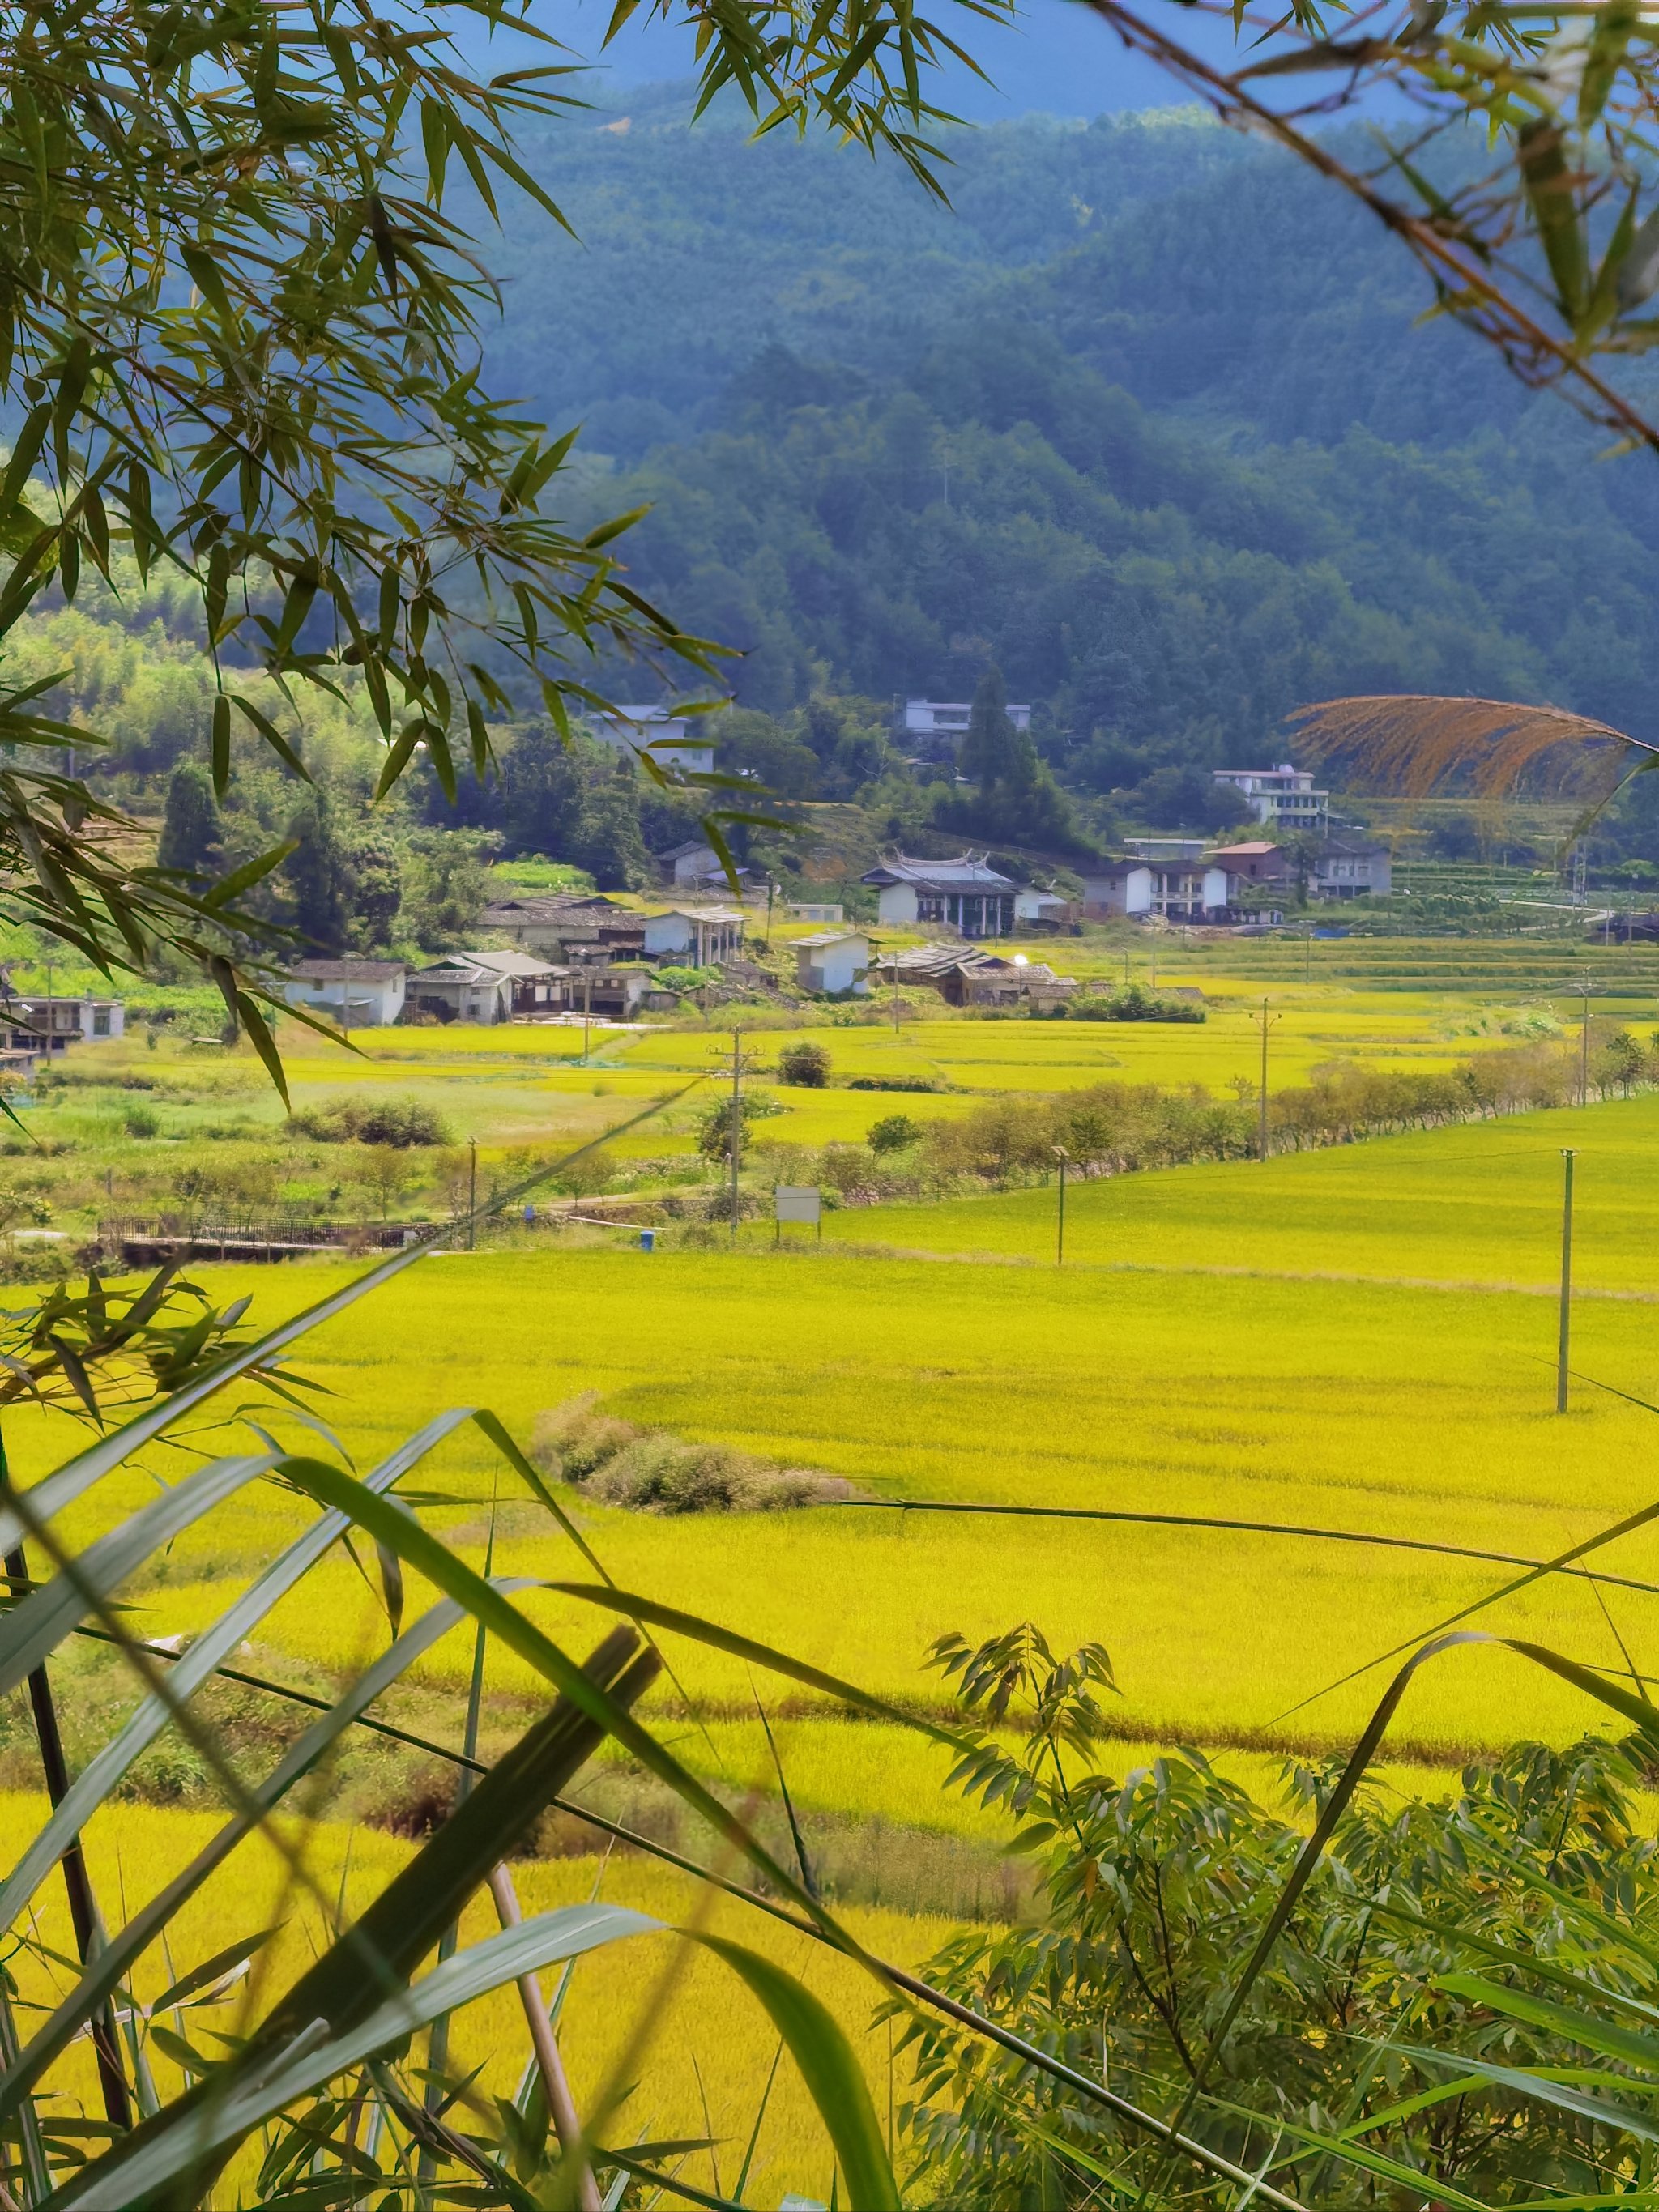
<box><xmin>1068</xmin><ymin>985</ymin><xmax>1205</xmax><ymax>1024</ymax></box>
<box><xmin>534</xmin><ymin>1394</ymin><xmax>838</xmax><ymax>1513</ymax></box>
<box><xmin>868</xmin><ymin>1113</ymin><xmax>924</xmax><ymax>1154</ymax></box>
<box><xmin>777</xmin><ymin>1038</ymin><xmax>832</xmax><ymax>1086</ymax></box>
<box><xmin>847</xmin><ymin>1075</ymin><xmax>941</xmax><ymax>1093</ymax></box>
<box><xmin>289</xmin><ymin>1096</ymin><xmax>450</xmax><ymax>1146</ymax></box>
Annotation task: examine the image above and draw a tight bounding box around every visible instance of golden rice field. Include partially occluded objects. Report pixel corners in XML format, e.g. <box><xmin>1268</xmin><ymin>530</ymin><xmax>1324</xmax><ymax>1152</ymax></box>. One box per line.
<box><xmin>31</xmin><ymin>1225</ymin><xmax>1659</xmax><ymax>1771</ymax></box>
<box><xmin>0</xmin><ymin>1791</ymin><xmax>942</xmax><ymax>2207</ymax></box>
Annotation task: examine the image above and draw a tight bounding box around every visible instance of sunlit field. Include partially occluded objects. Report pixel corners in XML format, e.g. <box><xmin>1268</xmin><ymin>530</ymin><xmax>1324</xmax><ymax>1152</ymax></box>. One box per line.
<box><xmin>36</xmin><ymin>1235</ymin><xmax>1659</xmax><ymax>1773</ymax></box>
<box><xmin>1</xmin><ymin>1792</ymin><xmax>944</xmax><ymax>2207</ymax></box>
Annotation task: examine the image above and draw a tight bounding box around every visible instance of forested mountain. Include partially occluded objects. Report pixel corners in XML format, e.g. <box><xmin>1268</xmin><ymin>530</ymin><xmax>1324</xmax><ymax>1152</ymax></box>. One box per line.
<box><xmin>471</xmin><ymin>93</ymin><xmax>1659</xmax><ymax>784</ymax></box>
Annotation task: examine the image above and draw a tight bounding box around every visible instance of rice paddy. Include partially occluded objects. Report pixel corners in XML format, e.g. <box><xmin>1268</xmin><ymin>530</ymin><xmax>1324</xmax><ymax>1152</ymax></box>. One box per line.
<box><xmin>24</xmin><ymin>931</ymin><xmax>1659</xmax><ymax>2197</ymax></box>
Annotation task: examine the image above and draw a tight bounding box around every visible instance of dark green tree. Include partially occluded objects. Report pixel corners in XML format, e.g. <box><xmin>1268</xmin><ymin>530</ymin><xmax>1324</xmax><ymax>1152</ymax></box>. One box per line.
<box><xmin>156</xmin><ymin>764</ymin><xmax>222</xmax><ymax>880</ymax></box>
<box><xmin>284</xmin><ymin>791</ymin><xmax>354</xmax><ymax>954</ymax></box>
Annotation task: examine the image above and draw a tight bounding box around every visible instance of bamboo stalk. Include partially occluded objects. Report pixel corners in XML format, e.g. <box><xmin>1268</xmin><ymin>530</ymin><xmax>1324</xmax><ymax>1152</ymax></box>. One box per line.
<box><xmin>488</xmin><ymin>1862</ymin><xmax>601</xmax><ymax>2212</ymax></box>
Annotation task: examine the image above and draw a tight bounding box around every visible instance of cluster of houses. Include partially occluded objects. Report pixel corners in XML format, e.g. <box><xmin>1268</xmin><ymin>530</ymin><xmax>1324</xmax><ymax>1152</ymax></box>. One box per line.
<box><xmin>282</xmin><ymin>893</ymin><xmax>754</xmax><ymax>1029</ymax></box>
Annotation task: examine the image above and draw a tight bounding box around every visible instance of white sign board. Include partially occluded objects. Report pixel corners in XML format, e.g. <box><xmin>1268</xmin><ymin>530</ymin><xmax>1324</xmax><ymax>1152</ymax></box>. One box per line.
<box><xmin>774</xmin><ymin>1185</ymin><xmax>821</xmax><ymax>1225</ymax></box>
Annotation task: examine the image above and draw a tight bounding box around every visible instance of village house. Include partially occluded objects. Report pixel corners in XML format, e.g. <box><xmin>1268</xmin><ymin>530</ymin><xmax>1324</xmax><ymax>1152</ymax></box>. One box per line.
<box><xmin>862</xmin><ymin>855</ymin><xmax>1021</xmax><ymax>937</ymax></box>
<box><xmin>794</xmin><ymin>929</ymin><xmax>871</xmax><ymax>996</ymax></box>
<box><xmin>657</xmin><ymin>837</ymin><xmax>724</xmax><ymax>888</ymax></box>
<box><xmin>1213</xmin><ymin>763</ymin><xmax>1329</xmax><ymax>832</ymax></box>
<box><xmin>408</xmin><ymin>949</ymin><xmax>565</xmax><ymax>1025</ymax></box>
<box><xmin>876</xmin><ymin>945</ymin><xmax>1077</xmax><ymax>1010</ymax></box>
<box><xmin>1311</xmin><ymin>836</ymin><xmax>1392</xmax><ymax>899</ymax></box>
<box><xmin>898</xmin><ymin>698</ymin><xmax>1033</xmax><ymax>757</ymax></box>
<box><xmin>641</xmin><ymin>906</ymin><xmax>747</xmax><ymax>965</ymax></box>
<box><xmin>1014</xmin><ymin>887</ymin><xmax>1075</xmax><ymax>929</ymax></box>
<box><xmin>0</xmin><ymin>993</ymin><xmax>126</xmax><ymax>1059</ymax></box>
<box><xmin>283</xmin><ymin>958</ymin><xmax>407</xmax><ymax>1027</ymax></box>
<box><xmin>476</xmin><ymin>893</ymin><xmax>621</xmax><ymax>958</ymax></box>
<box><xmin>589</xmin><ymin>705</ymin><xmax>716</xmax><ymax>776</ymax></box>
<box><xmin>1081</xmin><ymin>859</ymin><xmax>1230</xmax><ymax>922</ymax></box>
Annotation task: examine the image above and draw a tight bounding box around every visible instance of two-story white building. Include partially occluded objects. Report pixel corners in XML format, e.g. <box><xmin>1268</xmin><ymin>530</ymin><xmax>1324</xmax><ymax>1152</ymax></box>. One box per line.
<box><xmin>898</xmin><ymin>699</ymin><xmax>1032</xmax><ymax>753</ymax></box>
<box><xmin>1311</xmin><ymin>837</ymin><xmax>1392</xmax><ymax>899</ymax></box>
<box><xmin>1081</xmin><ymin>859</ymin><xmax>1230</xmax><ymax>921</ymax></box>
<box><xmin>590</xmin><ymin>705</ymin><xmax>716</xmax><ymax>776</ymax></box>
<box><xmin>1213</xmin><ymin>763</ymin><xmax>1328</xmax><ymax>832</ymax></box>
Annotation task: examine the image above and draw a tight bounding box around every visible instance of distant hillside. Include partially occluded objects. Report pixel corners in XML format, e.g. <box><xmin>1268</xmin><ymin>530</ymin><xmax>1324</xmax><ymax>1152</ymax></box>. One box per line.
<box><xmin>460</xmin><ymin>96</ymin><xmax>1659</xmax><ymax>788</ymax></box>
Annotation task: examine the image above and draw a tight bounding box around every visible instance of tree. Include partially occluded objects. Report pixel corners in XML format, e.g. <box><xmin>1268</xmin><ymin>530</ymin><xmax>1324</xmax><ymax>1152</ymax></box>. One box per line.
<box><xmin>355</xmin><ymin>1146</ymin><xmax>416</xmax><ymax>1221</ymax></box>
<box><xmin>156</xmin><ymin>763</ymin><xmax>222</xmax><ymax>880</ymax></box>
<box><xmin>284</xmin><ymin>791</ymin><xmax>354</xmax><ymax>955</ymax></box>
<box><xmin>778</xmin><ymin>1040</ymin><xmax>833</xmax><ymax>1087</ymax></box>
<box><xmin>940</xmin><ymin>668</ymin><xmax>1090</xmax><ymax>854</ymax></box>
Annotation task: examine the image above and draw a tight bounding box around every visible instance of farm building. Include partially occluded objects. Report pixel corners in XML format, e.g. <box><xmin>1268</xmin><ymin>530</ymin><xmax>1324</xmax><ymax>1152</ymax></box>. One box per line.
<box><xmin>1015</xmin><ymin>888</ymin><xmax>1075</xmax><ymax>928</ymax></box>
<box><xmin>1081</xmin><ymin>860</ymin><xmax>1230</xmax><ymax>922</ymax></box>
<box><xmin>641</xmin><ymin>907</ymin><xmax>746</xmax><ymax>965</ymax></box>
<box><xmin>283</xmin><ymin>959</ymin><xmax>406</xmax><ymax>1027</ymax></box>
<box><xmin>875</xmin><ymin>946</ymin><xmax>1077</xmax><ymax>1010</ymax></box>
<box><xmin>862</xmin><ymin>855</ymin><xmax>1020</xmax><ymax>936</ymax></box>
<box><xmin>476</xmin><ymin>893</ymin><xmax>621</xmax><ymax>958</ymax></box>
<box><xmin>794</xmin><ymin>930</ymin><xmax>871</xmax><ymax>996</ymax></box>
<box><xmin>657</xmin><ymin>838</ymin><xmax>724</xmax><ymax>887</ymax></box>
<box><xmin>0</xmin><ymin>993</ymin><xmax>125</xmax><ymax>1058</ymax></box>
<box><xmin>409</xmin><ymin>950</ymin><xmax>565</xmax><ymax>1025</ymax></box>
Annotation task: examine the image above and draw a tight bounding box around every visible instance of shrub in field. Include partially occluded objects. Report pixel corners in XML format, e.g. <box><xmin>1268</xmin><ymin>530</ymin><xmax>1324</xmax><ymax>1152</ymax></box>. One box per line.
<box><xmin>534</xmin><ymin>1393</ymin><xmax>833</xmax><ymax>1511</ymax></box>
<box><xmin>696</xmin><ymin>1092</ymin><xmax>783</xmax><ymax>1158</ymax></box>
<box><xmin>1068</xmin><ymin>984</ymin><xmax>1205</xmax><ymax>1023</ymax></box>
<box><xmin>289</xmin><ymin>1095</ymin><xmax>451</xmax><ymax>1146</ymax></box>
<box><xmin>847</xmin><ymin>1075</ymin><xmax>942</xmax><ymax>1092</ymax></box>
<box><xmin>868</xmin><ymin>1113</ymin><xmax>923</xmax><ymax>1154</ymax></box>
<box><xmin>778</xmin><ymin>1038</ymin><xmax>833</xmax><ymax>1086</ymax></box>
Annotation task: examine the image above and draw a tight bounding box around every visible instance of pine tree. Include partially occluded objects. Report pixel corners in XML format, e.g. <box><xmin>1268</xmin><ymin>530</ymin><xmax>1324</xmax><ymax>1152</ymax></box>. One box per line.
<box><xmin>156</xmin><ymin>763</ymin><xmax>222</xmax><ymax>878</ymax></box>
<box><xmin>959</xmin><ymin>667</ymin><xmax>1016</xmax><ymax>791</ymax></box>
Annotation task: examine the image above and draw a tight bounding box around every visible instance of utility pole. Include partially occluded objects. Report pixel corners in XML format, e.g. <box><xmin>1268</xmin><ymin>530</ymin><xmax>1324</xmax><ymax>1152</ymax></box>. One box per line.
<box><xmin>1580</xmin><ymin>974</ymin><xmax>1591</xmax><ymax>1107</ymax></box>
<box><xmin>467</xmin><ymin>1136</ymin><xmax>477</xmax><ymax>1251</ymax></box>
<box><xmin>710</xmin><ymin>1029</ymin><xmax>761</xmax><ymax>1242</ymax></box>
<box><xmin>1258</xmin><ymin>996</ymin><xmax>1275</xmax><ymax>1164</ymax></box>
<box><xmin>766</xmin><ymin>876</ymin><xmax>776</xmax><ymax>943</ymax></box>
<box><xmin>1054</xmin><ymin>1145</ymin><xmax>1068</xmax><ymax>1267</ymax></box>
<box><xmin>582</xmin><ymin>970</ymin><xmax>592</xmax><ymax>1066</ymax></box>
<box><xmin>1558</xmin><ymin>1149</ymin><xmax>1576</xmax><ymax>1413</ymax></box>
<box><xmin>1304</xmin><ymin>927</ymin><xmax>1311</xmax><ymax>985</ymax></box>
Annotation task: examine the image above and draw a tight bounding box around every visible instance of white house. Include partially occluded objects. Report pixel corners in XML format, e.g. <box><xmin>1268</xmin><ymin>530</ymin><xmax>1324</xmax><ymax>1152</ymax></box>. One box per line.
<box><xmin>1081</xmin><ymin>861</ymin><xmax>1229</xmax><ymax>921</ymax></box>
<box><xmin>658</xmin><ymin>838</ymin><xmax>723</xmax><ymax>887</ymax></box>
<box><xmin>1014</xmin><ymin>888</ymin><xmax>1073</xmax><ymax>927</ymax></box>
<box><xmin>1213</xmin><ymin>763</ymin><xmax>1328</xmax><ymax>832</ymax></box>
<box><xmin>899</xmin><ymin>699</ymin><xmax>1031</xmax><ymax>751</ymax></box>
<box><xmin>787</xmin><ymin>901</ymin><xmax>844</xmax><ymax>924</ymax></box>
<box><xmin>0</xmin><ymin>995</ymin><xmax>125</xmax><ymax>1056</ymax></box>
<box><xmin>794</xmin><ymin>929</ymin><xmax>870</xmax><ymax>996</ymax></box>
<box><xmin>860</xmin><ymin>855</ymin><xmax>1019</xmax><ymax>937</ymax></box>
<box><xmin>591</xmin><ymin>705</ymin><xmax>716</xmax><ymax>776</ymax></box>
<box><xmin>641</xmin><ymin>906</ymin><xmax>746</xmax><ymax>965</ymax></box>
<box><xmin>284</xmin><ymin>959</ymin><xmax>406</xmax><ymax>1027</ymax></box>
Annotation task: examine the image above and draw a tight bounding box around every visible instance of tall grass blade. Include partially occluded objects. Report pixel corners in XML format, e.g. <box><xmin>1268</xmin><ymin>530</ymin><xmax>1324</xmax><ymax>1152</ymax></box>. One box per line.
<box><xmin>690</xmin><ymin>1937</ymin><xmax>900</xmax><ymax>2212</ymax></box>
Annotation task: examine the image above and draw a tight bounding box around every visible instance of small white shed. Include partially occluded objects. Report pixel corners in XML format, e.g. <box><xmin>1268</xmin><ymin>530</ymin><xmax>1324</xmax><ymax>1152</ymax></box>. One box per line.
<box><xmin>794</xmin><ymin>930</ymin><xmax>870</xmax><ymax>996</ymax></box>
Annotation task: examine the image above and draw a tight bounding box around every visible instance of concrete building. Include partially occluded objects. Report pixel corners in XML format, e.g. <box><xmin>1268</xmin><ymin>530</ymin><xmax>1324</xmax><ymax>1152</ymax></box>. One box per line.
<box><xmin>875</xmin><ymin>946</ymin><xmax>1077</xmax><ymax>1010</ymax></box>
<box><xmin>591</xmin><ymin>705</ymin><xmax>715</xmax><ymax>775</ymax></box>
<box><xmin>1081</xmin><ymin>859</ymin><xmax>1229</xmax><ymax>921</ymax></box>
<box><xmin>1213</xmin><ymin>763</ymin><xmax>1328</xmax><ymax>832</ymax></box>
<box><xmin>898</xmin><ymin>699</ymin><xmax>1031</xmax><ymax>753</ymax></box>
<box><xmin>861</xmin><ymin>855</ymin><xmax>1019</xmax><ymax>936</ymax></box>
<box><xmin>0</xmin><ymin>995</ymin><xmax>125</xmax><ymax>1057</ymax></box>
<box><xmin>1311</xmin><ymin>837</ymin><xmax>1391</xmax><ymax>899</ymax></box>
<box><xmin>787</xmin><ymin>901</ymin><xmax>844</xmax><ymax>924</ymax></box>
<box><xmin>283</xmin><ymin>959</ymin><xmax>406</xmax><ymax>1027</ymax></box>
<box><xmin>657</xmin><ymin>838</ymin><xmax>724</xmax><ymax>888</ymax></box>
<box><xmin>794</xmin><ymin>930</ymin><xmax>871</xmax><ymax>996</ymax></box>
<box><xmin>1014</xmin><ymin>888</ymin><xmax>1074</xmax><ymax>928</ymax></box>
<box><xmin>641</xmin><ymin>906</ymin><xmax>746</xmax><ymax>965</ymax></box>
